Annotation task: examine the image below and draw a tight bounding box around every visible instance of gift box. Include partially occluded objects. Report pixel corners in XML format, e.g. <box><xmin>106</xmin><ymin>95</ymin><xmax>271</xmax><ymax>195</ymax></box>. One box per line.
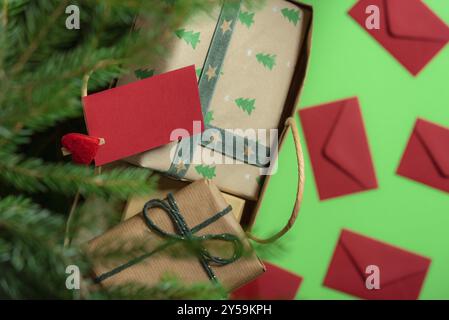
<box><xmin>122</xmin><ymin>174</ymin><xmax>246</xmax><ymax>222</ymax></box>
<box><xmin>87</xmin><ymin>179</ymin><xmax>264</xmax><ymax>291</ymax></box>
<box><xmin>119</xmin><ymin>0</ymin><xmax>312</xmax><ymax>202</ymax></box>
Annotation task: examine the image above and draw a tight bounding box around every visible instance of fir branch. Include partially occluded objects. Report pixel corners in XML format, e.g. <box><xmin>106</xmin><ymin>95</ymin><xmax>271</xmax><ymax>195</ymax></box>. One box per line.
<box><xmin>88</xmin><ymin>276</ymin><xmax>227</xmax><ymax>300</ymax></box>
<box><xmin>10</xmin><ymin>0</ymin><xmax>70</xmax><ymax>75</ymax></box>
<box><xmin>1</xmin><ymin>1</ymin><xmax>7</xmax><ymax>27</ymax></box>
<box><xmin>0</xmin><ymin>127</ymin><xmax>32</xmax><ymax>152</ymax></box>
<box><xmin>0</xmin><ymin>196</ymin><xmax>64</xmax><ymax>241</ymax></box>
<box><xmin>7</xmin><ymin>82</ymin><xmax>81</xmax><ymax>132</ymax></box>
<box><xmin>0</xmin><ymin>152</ymin><xmax>155</xmax><ymax>199</ymax></box>
<box><xmin>0</xmin><ymin>196</ymin><xmax>74</xmax><ymax>299</ymax></box>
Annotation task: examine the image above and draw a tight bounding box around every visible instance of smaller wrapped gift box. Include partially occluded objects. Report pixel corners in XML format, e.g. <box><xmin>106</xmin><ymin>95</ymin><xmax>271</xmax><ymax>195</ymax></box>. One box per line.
<box><xmin>87</xmin><ymin>179</ymin><xmax>265</xmax><ymax>291</ymax></box>
<box><xmin>121</xmin><ymin>0</ymin><xmax>312</xmax><ymax>201</ymax></box>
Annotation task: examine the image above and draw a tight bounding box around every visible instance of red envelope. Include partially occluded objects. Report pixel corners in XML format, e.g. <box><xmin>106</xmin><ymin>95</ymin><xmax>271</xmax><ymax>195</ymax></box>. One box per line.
<box><xmin>397</xmin><ymin>118</ymin><xmax>449</xmax><ymax>194</ymax></box>
<box><xmin>349</xmin><ymin>0</ymin><xmax>449</xmax><ymax>76</ymax></box>
<box><xmin>324</xmin><ymin>229</ymin><xmax>431</xmax><ymax>300</ymax></box>
<box><xmin>83</xmin><ymin>65</ymin><xmax>203</xmax><ymax>166</ymax></box>
<box><xmin>231</xmin><ymin>262</ymin><xmax>302</xmax><ymax>300</ymax></box>
<box><xmin>299</xmin><ymin>97</ymin><xmax>378</xmax><ymax>201</ymax></box>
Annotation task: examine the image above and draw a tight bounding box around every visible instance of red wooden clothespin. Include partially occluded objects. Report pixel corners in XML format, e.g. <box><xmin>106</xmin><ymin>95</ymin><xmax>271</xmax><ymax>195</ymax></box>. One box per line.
<box><xmin>61</xmin><ymin>133</ymin><xmax>105</xmax><ymax>165</ymax></box>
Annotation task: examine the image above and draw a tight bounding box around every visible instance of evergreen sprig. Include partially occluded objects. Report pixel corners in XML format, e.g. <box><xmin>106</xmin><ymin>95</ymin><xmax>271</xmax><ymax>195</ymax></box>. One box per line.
<box><xmin>0</xmin><ymin>151</ymin><xmax>155</xmax><ymax>199</ymax></box>
<box><xmin>0</xmin><ymin>196</ymin><xmax>74</xmax><ymax>298</ymax></box>
<box><xmin>88</xmin><ymin>276</ymin><xmax>227</xmax><ymax>300</ymax></box>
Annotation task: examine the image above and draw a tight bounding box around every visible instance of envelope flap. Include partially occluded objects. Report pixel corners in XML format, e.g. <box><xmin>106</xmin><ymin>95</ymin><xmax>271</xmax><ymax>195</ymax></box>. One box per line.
<box><xmin>385</xmin><ymin>0</ymin><xmax>449</xmax><ymax>42</ymax></box>
<box><xmin>416</xmin><ymin>119</ymin><xmax>449</xmax><ymax>178</ymax></box>
<box><xmin>323</xmin><ymin>100</ymin><xmax>374</xmax><ymax>188</ymax></box>
<box><xmin>341</xmin><ymin>230</ymin><xmax>430</xmax><ymax>287</ymax></box>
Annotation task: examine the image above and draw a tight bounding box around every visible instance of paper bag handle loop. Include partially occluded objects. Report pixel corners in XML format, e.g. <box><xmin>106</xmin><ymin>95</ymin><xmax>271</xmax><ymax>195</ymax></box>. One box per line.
<box><xmin>246</xmin><ymin>117</ymin><xmax>305</xmax><ymax>244</ymax></box>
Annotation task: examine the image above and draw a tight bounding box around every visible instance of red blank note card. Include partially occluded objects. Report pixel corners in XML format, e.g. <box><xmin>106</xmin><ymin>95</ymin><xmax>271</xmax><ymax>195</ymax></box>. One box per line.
<box><xmin>83</xmin><ymin>65</ymin><xmax>203</xmax><ymax>166</ymax></box>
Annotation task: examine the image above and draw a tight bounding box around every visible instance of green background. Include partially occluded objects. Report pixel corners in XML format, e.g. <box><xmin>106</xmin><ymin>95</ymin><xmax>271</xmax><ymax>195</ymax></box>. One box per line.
<box><xmin>254</xmin><ymin>0</ymin><xmax>449</xmax><ymax>300</ymax></box>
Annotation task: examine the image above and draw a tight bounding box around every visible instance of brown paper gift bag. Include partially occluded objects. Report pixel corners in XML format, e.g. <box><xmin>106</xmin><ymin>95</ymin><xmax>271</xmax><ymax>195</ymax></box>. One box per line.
<box><xmin>87</xmin><ymin>180</ymin><xmax>264</xmax><ymax>291</ymax></box>
<box><xmin>81</xmin><ymin>1</ymin><xmax>312</xmax><ymax>246</ymax></box>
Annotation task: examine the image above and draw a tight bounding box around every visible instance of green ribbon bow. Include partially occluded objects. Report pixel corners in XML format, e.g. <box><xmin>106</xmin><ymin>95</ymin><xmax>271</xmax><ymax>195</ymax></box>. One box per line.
<box><xmin>95</xmin><ymin>193</ymin><xmax>243</xmax><ymax>284</ymax></box>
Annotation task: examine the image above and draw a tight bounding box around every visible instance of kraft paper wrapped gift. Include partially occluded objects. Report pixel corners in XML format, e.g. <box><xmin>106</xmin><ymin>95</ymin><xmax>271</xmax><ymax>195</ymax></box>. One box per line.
<box><xmin>87</xmin><ymin>179</ymin><xmax>264</xmax><ymax>291</ymax></box>
<box><xmin>122</xmin><ymin>174</ymin><xmax>246</xmax><ymax>222</ymax></box>
<box><xmin>119</xmin><ymin>0</ymin><xmax>309</xmax><ymax>200</ymax></box>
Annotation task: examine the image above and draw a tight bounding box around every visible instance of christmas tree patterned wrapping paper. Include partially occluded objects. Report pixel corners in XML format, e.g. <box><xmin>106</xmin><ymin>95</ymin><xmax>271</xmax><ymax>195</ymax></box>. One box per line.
<box><xmin>120</xmin><ymin>0</ymin><xmax>308</xmax><ymax>200</ymax></box>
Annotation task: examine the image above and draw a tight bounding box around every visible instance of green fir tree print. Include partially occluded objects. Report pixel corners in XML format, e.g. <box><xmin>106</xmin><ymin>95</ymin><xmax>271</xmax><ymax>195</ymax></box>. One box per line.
<box><xmin>235</xmin><ymin>98</ymin><xmax>255</xmax><ymax>115</ymax></box>
<box><xmin>175</xmin><ymin>29</ymin><xmax>200</xmax><ymax>49</ymax></box>
<box><xmin>256</xmin><ymin>53</ymin><xmax>276</xmax><ymax>70</ymax></box>
<box><xmin>281</xmin><ymin>8</ymin><xmax>300</xmax><ymax>26</ymax></box>
<box><xmin>134</xmin><ymin>68</ymin><xmax>155</xmax><ymax>79</ymax></box>
<box><xmin>195</xmin><ymin>165</ymin><xmax>216</xmax><ymax>179</ymax></box>
<box><xmin>239</xmin><ymin>11</ymin><xmax>255</xmax><ymax>28</ymax></box>
<box><xmin>204</xmin><ymin>111</ymin><xmax>214</xmax><ymax>126</ymax></box>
